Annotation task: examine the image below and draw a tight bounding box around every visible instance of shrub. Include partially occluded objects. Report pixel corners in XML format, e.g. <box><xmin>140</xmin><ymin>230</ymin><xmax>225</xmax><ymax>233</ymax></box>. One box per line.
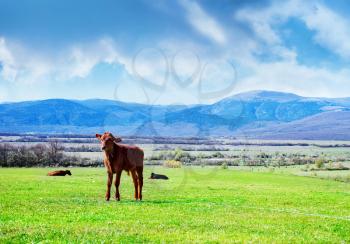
<box><xmin>163</xmin><ymin>160</ymin><xmax>182</xmax><ymax>168</ymax></box>
<box><xmin>315</xmin><ymin>158</ymin><xmax>328</xmax><ymax>169</ymax></box>
<box><xmin>257</xmin><ymin>152</ymin><xmax>270</xmax><ymax>159</ymax></box>
<box><xmin>174</xmin><ymin>148</ymin><xmax>194</xmax><ymax>163</ymax></box>
<box><xmin>302</xmin><ymin>164</ymin><xmax>310</xmax><ymax>172</ymax></box>
<box><xmin>221</xmin><ymin>162</ymin><xmax>228</xmax><ymax>169</ymax></box>
<box><xmin>212</xmin><ymin>152</ymin><xmax>225</xmax><ymax>158</ymax></box>
<box><xmin>326</xmin><ymin>162</ymin><xmax>349</xmax><ymax>171</ymax></box>
<box><xmin>346</xmin><ymin>175</ymin><xmax>350</xmax><ymax>183</ymax></box>
<box><xmin>334</xmin><ymin>162</ymin><xmax>347</xmax><ymax>170</ymax></box>
<box><xmin>197</xmin><ymin>153</ymin><xmax>206</xmax><ymax>159</ymax></box>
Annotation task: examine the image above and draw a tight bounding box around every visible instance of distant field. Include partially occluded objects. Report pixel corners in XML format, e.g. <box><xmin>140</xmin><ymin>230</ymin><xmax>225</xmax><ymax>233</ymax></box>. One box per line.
<box><xmin>1</xmin><ymin>167</ymin><xmax>350</xmax><ymax>242</ymax></box>
<box><xmin>3</xmin><ymin>135</ymin><xmax>350</xmax><ymax>162</ymax></box>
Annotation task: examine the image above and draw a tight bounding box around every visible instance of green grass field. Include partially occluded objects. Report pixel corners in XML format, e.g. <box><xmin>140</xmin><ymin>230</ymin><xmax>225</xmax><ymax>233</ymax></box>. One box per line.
<box><xmin>1</xmin><ymin>167</ymin><xmax>350</xmax><ymax>243</ymax></box>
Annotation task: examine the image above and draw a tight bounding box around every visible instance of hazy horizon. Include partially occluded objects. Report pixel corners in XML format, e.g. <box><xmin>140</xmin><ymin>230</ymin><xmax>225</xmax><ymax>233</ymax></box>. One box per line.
<box><xmin>1</xmin><ymin>89</ymin><xmax>350</xmax><ymax>106</ymax></box>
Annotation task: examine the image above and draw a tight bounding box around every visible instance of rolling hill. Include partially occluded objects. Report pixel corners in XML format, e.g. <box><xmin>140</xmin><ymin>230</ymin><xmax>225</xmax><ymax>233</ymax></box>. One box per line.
<box><xmin>1</xmin><ymin>90</ymin><xmax>350</xmax><ymax>139</ymax></box>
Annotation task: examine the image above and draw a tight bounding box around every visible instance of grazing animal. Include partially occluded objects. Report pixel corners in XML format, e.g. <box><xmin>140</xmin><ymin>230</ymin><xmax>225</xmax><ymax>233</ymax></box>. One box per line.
<box><xmin>149</xmin><ymin>172</ymin><xmax>169</xmax><ymax>180</ymax></box>
<box><xmin>47</xmin><ymin>170</ymin><xmax>72</xmax><ymax>176</ymax></box>
<box><xmin>96</xmin><ymin>132</ymin><xmax>144</xmax><ymax>201</ymax></box>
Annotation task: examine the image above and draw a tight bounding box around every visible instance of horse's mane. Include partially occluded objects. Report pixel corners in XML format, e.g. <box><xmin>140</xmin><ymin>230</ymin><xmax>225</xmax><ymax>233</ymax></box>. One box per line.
<box><xmin>107</xmin><ymin>142</ymin><xmax>125</xmax><ymax>163</ymax></box>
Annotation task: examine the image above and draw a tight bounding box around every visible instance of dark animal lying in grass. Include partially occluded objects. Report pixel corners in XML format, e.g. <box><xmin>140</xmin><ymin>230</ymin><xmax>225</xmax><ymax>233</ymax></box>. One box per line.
<box><xmin>47</xmin><ymin>170</ymin><xmax>72</xmax><ymax>176</ymax></box>
<box><xmin>149</xmin><ymin>172</ymin><xmax>169</xmax><ymax>180</ymax></box>
<box><xmin>96</xmin><ymin>132</ymin><xmax>144</xmax><ymax>201</ymax></box>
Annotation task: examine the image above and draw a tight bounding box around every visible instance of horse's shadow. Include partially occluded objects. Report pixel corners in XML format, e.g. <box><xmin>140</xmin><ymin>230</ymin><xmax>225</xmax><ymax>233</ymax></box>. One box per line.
<box><xmin>114</xmin><ymin>199</ymin><xmax>178</xmax><ymax>204</ymax></box>
<box><xmin>115</xmin><ymin>198</ymin><xmax>215</xmax><ymax>205</ymax></box>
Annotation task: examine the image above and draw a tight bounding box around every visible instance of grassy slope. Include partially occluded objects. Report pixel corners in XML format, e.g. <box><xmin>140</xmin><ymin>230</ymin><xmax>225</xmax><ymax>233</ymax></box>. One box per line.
<box><xmin>0</xmin><ymin>167</ymin><xmax>350</xmax><ymax>243</ymax></box>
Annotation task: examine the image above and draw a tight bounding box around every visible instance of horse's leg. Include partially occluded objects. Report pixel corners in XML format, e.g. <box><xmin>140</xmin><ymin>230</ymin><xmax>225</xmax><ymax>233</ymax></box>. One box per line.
<box><xmin>114</xmin><ymin>170</ymin><xmax>122</xmax><ymax>201</ymax></box>
<box><xmin>106</xmin><ymin>172</ymin><xmax>113</xmax><ymax>201</ymax></box>
<box><xmin>136</xmin><ymin>167</ymin><xmax>143</xmax><ymax>201</ymax></box>
<box><xmin>130</xmin><ymin>170</ymin><xmax>139</xmax><ymax>200</ymax></box>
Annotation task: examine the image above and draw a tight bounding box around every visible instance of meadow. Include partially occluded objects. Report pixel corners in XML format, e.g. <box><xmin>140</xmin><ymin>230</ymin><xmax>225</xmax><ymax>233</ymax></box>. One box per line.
<box><xmin>1</xmin><ymin>167</ymin><xmax>350</xmax><ymax>243</ymax></box>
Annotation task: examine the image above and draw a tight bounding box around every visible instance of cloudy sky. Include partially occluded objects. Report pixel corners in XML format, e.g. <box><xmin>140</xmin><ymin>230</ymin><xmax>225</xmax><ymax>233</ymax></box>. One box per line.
<box><xmin>1</xmin><ymin>0</ymin><xmax>350</xmax><ymax>104</ymax></box>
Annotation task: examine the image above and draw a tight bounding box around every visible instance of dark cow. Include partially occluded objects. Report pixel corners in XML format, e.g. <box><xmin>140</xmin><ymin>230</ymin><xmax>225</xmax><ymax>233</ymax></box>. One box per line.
<box><xmin>96</xmin><ymin>132</ymin><xmax>144</xmax><ymax>201</ymax></box>
<box><xmin>47</xmin><ymin>170</ymin><xmax>72</xmax><ymax>176</ymax></box>
<box><xmin>149</xmin><ymin>172</ymin><xmax>169</xmax><ymax>180</ymax></box>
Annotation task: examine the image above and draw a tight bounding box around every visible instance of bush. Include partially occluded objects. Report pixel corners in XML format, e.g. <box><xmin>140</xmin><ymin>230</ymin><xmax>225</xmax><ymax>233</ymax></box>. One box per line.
<box><xmin>221</xmin><ymin>162</ymin><xmax>228</xmax><ymax>169</ymax></box>
<box><xmin>163</xmin><ymin>160</ymin><xmax>182</xmax><ymax>168</ymax></box>
<box><xmin>174</xmin><ymin>148</ymin><xmax>194</xmax><ymax>163</ymax></box>
<box><xmin>302</xmin><ymin>164</ymin><xmax>310</xmax><ymax>172</ymax></box>
<box><xmin>268</xmin><ymin>167</ymin><xmax>275</xmax><ymax>173</ymax></box>
<box><xmin>257</xmin><ymin>152</ymin><xmax>270</xmax><ymax>159</ymax></box>
<box><xmin>326</xmin><ymin>162</ymin><xmax>349</xmax><ymax>171</ymax></box>
<box><xmin>315</xmin><ymin>158</ymin><xmax>328</xmax><ymax>169</ymax></box>
<box><xmin>151</xmin><ymin>149</ymin><xmax>196</xmax><ymax>163</ymax></box>
<box><xmin>212</xmin><ymin>152</ymin><xmax>225</xmax><ymax>158</ymax></box>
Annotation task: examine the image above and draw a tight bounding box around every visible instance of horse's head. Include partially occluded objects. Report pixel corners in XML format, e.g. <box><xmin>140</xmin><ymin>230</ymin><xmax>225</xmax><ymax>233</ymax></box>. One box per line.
<box><xmin>96</xmin><ymin>132</ymin><xmax>122</xmax><ymax>152</ymax></box>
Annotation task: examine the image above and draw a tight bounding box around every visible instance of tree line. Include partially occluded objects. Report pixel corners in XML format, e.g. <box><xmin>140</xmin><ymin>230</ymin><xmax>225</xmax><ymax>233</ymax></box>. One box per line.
<box><xmin>0</xmin><ymin>141</ymin><xmax>102</xmax><ymax>167</ymax></box>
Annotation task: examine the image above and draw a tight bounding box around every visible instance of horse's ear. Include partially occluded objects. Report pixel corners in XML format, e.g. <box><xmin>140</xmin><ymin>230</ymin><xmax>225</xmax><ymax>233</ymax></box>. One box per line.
<box><xmin>114</xmin><ymin>137</ymin><xmax>122</xmax><ymax>143</ymax></box>
<box><xmin>95</xmin><ymin>134</ymin><xmax>102</xmax><ymax>140</ymax></box>
<box><xmin>109</xmin><ymin>133</ymin><xmax>121</xmax><ymax>143</ymax></box>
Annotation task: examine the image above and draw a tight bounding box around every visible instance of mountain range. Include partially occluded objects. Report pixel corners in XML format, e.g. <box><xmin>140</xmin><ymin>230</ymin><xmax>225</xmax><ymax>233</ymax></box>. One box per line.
<box><xmin>1</xmin><ymin>90</ymin><xmax>350</xmax><ymax>140</ymax></box>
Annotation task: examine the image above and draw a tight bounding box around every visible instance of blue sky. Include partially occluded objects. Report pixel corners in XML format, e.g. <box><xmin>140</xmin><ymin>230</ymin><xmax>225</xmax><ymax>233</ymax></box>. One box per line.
<box><xmin>1</xmin><ymin>0</ymin><xmax>350</xmax><ymax>104</ymax></box>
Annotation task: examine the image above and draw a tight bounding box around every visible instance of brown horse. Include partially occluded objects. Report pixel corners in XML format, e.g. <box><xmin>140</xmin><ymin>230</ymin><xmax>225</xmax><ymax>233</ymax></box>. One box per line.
<box><xmin>47</xmin><ymin>170</ymin><xmax>72</xmax><ymax>176</ymax></box>
<box><xmin>96</xmin><ymin>132</ymin><xmax>144</xmax><ymax>201</ymax></box>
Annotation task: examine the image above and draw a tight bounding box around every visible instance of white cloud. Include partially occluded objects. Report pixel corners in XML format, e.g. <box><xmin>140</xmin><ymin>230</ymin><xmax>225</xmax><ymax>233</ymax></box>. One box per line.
<box><xmin>179</xmin><ymin>0</ymin><xmax>227</xmax><ymax>45</ymax></box>
<box><xmin>301</xmin><ymin>4</ymin><xmax>350</xmax><ymax>58</ymax></box>
<box><xmin>234</xmin><ymin>59</ymin><xmax>350</xmax><ymax>98</ymax></box>
<box><xmin>127</xmin><ymin>47</ymin><xmax>169</xmax><ymax>89</ymax></box>
<box><xmin>0</xmin><ymin>38</ymin><xmax>18</xmax><ymax>81</ymax></box>
<box><xmin>0</xmin><ymin>37</ymin><xmax>123</xmax><ymax>84</ymax></box>
<box><xmin>0</xmin><ymin>37</ymin><xmax>57</xmax><ymax>84</ymax></box>
<box><xmin>229</xmin><ymin>0</ymin><xmax>350</xmax><ymax>99</ymax></box>
<box><xmin>235</xmin><ymin>0</ymin><xmax>301</xmax><ymax>45</ymax></box>
<box><xmin>235</xmin><ymin>0</ymin><xmax>350</xmax><ymax>59</ymax></box>
<box><xmin>61</xmin><ymin>38</ymin><xmax>120</xmax><ymax>79</ymax></box>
